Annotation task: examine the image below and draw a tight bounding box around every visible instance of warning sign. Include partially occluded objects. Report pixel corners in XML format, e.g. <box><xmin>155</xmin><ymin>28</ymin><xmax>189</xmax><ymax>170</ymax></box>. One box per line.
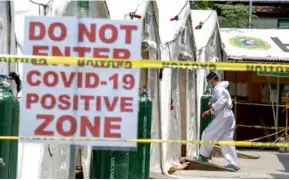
<box><xmin>19</xmin><ymin>16</ymin><xmax>142</xmax><ymax>148</ymax></box>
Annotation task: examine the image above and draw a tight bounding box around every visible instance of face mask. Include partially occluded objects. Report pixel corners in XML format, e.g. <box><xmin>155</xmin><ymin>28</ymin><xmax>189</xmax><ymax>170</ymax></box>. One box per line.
<box><xmin>207</xmin><ymin>82</ymin><xmax>212</xmax><ymax>89</ymax></box>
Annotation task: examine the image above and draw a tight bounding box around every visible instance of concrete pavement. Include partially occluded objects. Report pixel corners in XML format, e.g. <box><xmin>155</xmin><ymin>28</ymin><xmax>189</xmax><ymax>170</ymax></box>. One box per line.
<box><xmin>151</xmin><ymin>150</ymin><xmax>289</xmax><ymax>179</ymax></box>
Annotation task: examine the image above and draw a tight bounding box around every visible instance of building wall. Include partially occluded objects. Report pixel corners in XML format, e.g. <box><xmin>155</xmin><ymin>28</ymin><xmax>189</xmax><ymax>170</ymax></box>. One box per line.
<box><xmin>252</xmin><ymin>18</ymin><xmax>289</xmax><ymax>29</ymax></box>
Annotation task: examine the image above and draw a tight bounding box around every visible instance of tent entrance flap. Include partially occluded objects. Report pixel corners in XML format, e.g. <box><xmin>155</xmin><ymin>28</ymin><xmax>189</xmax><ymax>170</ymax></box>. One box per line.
<box><xmin>179</xmin><ymin>68</ymin><xmax>187</xmax><ymax>156</ymax></box>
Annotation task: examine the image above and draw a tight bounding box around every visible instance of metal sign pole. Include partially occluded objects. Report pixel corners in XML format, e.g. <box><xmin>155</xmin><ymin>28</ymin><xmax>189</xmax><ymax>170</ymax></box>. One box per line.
<box><xmin>68</xmin><ymin>1</ymin><xmax>89</xmax><ymax>178</ymax></box>
<box><xmin>68</xmin><ymin>146</ymin><xmax>77</xmax><ymax>179</ymax></box>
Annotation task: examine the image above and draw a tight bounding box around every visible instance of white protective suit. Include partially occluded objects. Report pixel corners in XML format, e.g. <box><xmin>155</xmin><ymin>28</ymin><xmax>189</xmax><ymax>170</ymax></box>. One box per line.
<box><xmin>200</xmin><ymin>81</ymin><xmax>240</xmax><ymax>168</ymax></box>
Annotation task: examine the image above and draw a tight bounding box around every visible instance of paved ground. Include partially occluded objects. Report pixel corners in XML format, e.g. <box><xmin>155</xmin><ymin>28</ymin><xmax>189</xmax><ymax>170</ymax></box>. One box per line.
<box><xmin>151</xmin><ymin>150</ymin><xmax>289</xmax><ymax>179</ymax></box>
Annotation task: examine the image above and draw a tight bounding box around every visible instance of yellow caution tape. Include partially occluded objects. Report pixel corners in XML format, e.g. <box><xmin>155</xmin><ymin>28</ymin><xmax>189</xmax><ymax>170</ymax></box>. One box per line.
<box><xmin>234</xmin><ymin>101</ymin><xmax>286</xmax><ymax>108</ymax></box>
<box><xmin>246</xmin><ymin>129</ymin><xmax>284</xmax><ymax>142</ymax></box>
<box><xmin>1</xmin><ymin>135</ymin><xmax>289</xmax><ymax>148</ymax></box>
<box><xmin>237</xmin><ymin>124</ymin><xmax>285</xmax><ymax>130</ymax></box>
<box><xmin>2</xmin><ymin>54</ymin><xmax>289</xmax><ymax>72</ymax></box>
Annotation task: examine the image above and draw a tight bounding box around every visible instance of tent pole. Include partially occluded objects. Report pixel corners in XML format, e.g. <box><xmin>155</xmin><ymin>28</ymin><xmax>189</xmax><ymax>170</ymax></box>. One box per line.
<box><xmin>285</xmin><ymin>93</ymin><xmax>288</xmax><ymax>139</ymax></box>
<box><xmin>276</xmin><ymin>77</ymin><xmax>280</xmax><ymax>140</ymax></box>
<box><xmin>234</xmin><ymin>67</ymin><xmax>238</xmax><ymax>141</ymax></box>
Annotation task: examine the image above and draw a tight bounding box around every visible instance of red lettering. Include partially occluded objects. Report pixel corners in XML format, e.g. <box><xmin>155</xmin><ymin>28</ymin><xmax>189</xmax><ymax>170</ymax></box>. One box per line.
<box><xmin>85</xmin><ymin>73</ymin><xmax>99</xmax><ymax>88</ymax></box>
<box><xmin>31</xmin><ymin>46</ymin><xmax>132</xmax><ymax>59</ymax></box>
<box><xmin>33</xmin><ymin>45</ymin><xmax>48</xmax><ymax>55</ymax></box>
<box><xmin>41</xmin><ymin>94</ymin><xmax>56</xmax><ymax>109</ymax></box>
<box><xmin>96</xmin><ymin>96</ymin><xmax>101</xmax><ymax>111</ymax></box>
<box><xmin>73</xmin><ymin>47</ymin><xmax>90</xmax><ymax>57</ymax></box>
<box><xmin>80</xmin><ymin>96</ymin><xmax>94</xmax><ymax>110</ymax></box>
<box><xmin>34</xmin><ymin>114</ymin><xmax>54</xmax><ymax>135</ymax></box>
<box><xmin>61</xmin><ymin>72</ymin><xmax>75</xmax><ymax>87</ymax></box>
<box><xmin>29</xmin><ymin>22</ymin><xmax>45</xmax><ymax>40</ymax></box>
<box><xmin>26</xmin><ymin>93</ymin><xmax>39</xmax><ymax>109</ymax></box>
<box><xmin>120</xmin><ymin>25</ymin><xmax>138</xmax><ymax>44</ymax></box>
<box><xmin>104</xmin><ymin>117</ymin><xmax>121</xmax><ymax>138</ymax></box>
<box><xmin>104</xmin><ymin>96</ymin><xmax>118</xmax><ymax>112</ymax></box>
<box><xmin>93</xmin><ymin>48</ymin><xmax>109</xmax><ymax>58</ymax></box>
<box><xmin>99</xmin><ymin>24</ymin><xmax>118</xmax><ymax>43</ymax></box>
<box><xmin>52</xmin><ymin>46</ymin><xmax>71</xmax><ymax>56</ymax></box>
<box><xmin>77</xmin><ymin>72</ymin><xmax>83</xmax><ymax>88</ymax></box>
<box><xmin>43</xmin><ymin>71</ymin><xmax>58</xmax><ymax>87</ymax></box>
<box><xmin>26</xmin><ymin>93</ymin><xmax>134</xmax><ymax>112</ymax></box>
<box><xmin>113</xmin><ymin>48</ymin><xmax>130</xmax><ymax>59</ymax></box>
<box><xmin>78</xmin><ymin>23</ymin><xmax>96</xmax><ymax>42</ymax></box>
<box><xmin>56</xmin><ymin>115</ymin><xmax>77</xmax><ymax>136</ymax></box>
<box><xmin>120</xmin><ymin>97</ymin><xmax>133</xmax><ymax>112</ymax></box>
<box><xmin>80</xmin><ymin>116</ymin><xmax>100</xmax><ymax>137</ymax></box>
<box><xmin>32</xmin><ymin>46</ymin><xmax>53</xmax><ymax>66</ymax></box>
<box><xmin>34</xmin><ymin>114</ymin><xmax>123</xmax><ymax>137</ymax></box>
<box><xmin>27</xmin><ymin>70</ymin><xmax>41</xmax><ymax>86</ymax></box>
<box><xmin>73</xmin><ymin>95</ymin><xmax>79</xmax><ymax>111</ymax></box>
<box><xmin>50</xmin><ymin>46</ymin><xmax>70</xmax><ymax>66</ymax></box>
<box><xmin>48</xmin><ymin>22</ymin><xmax>67</xmax><ymax>41</ymax></box>
<box><xmin>58</xmin><ymin>95</ymin><xmax>71</xmax><ymax>110</ymax></box>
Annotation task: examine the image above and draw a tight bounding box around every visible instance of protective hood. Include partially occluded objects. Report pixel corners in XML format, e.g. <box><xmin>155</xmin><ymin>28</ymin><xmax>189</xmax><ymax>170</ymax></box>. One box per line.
<box><xmin>215</xmin><ymin>81</ymin><xmax>229</xmax><ymax>89</ymax></box>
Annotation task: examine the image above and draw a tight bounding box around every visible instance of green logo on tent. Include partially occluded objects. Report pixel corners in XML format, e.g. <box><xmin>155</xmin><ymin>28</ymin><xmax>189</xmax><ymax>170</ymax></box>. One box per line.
<box><xmin>229</xmin><ymin>36</ymin><xmax>271</xmax><ymax>50</ymax></box>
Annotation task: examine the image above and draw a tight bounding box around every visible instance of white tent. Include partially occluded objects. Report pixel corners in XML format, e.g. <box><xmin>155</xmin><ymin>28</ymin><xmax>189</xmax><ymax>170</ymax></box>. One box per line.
<box><xmin>0</xmin><ymin>1</ymin><xmax>17</xmax><ymax>94</ymax></box>
<box><xmin>14</xmin><ymin>1</ymin><xmax>110</xmax><ymax>179</ymax></box>
<box><xmin>155</xmin><ymin>0</ymin><xmax>197</xmax><ymax>174</ymax></box>
<box><xmin>14</xmin><ymin>1</ymin><xmax>47</xmax><ymax>179</ymax></box>
<box><xmin>103</xmin><ymin>0</ymin><xmax>163</xmax><ymax>175</ymax></box>
<box><xmin>191</xmin><ymin>10</ymin><xmax>223</xmax><ymax>155</ymax></box>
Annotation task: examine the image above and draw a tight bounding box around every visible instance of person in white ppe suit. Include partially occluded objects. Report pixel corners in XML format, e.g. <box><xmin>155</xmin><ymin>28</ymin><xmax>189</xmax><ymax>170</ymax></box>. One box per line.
<box><xmin>195</xmin><ymin>72</ymin><xmax>240</xmax><ymax>171</ymax></box>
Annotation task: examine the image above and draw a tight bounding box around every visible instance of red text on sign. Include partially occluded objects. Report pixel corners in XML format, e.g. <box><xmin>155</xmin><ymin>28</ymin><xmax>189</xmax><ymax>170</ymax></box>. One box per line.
<box><xmin>34</xmin><ymin>114</ymin><xmax>121</xmax><ymax>138</ymax></box>
<box><xmin>26</xmin><ymin>93</ymin><xmax>133</xmax><ymax>112</ymax></box>
<box><xmin>29</xmin><ymin>21</ymin><xmax>138</xmax><ymax>44</ymax></box>
<box><xmin>27</xmin><ymin>70</ymin><xmax>101</xmax><ymax>88</ymax></box>
<box><xmin>26</xmin><ymin>70</ymin><xmax>136</xmax><ymax>90</ymax></box>
<box><xmin>32</xmin><ymin>46</ymin><xmax>130</xmax><ymax>59</ymax></box>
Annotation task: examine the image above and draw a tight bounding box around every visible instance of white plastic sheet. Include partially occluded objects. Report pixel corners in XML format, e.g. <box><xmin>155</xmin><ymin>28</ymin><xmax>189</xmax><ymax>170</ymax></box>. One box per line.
<box><xmin>13</xmin><ymin>2</ymin><xmax>46</xmax><ymax>178</ymax></box>
<box><xmin>191</xmin><ymin>10</ymin><xmax>222</xmax><ymax>156</ymax></box>
<box><xmin>106</xmin><ymin>0</ymin><xmax>163</xmax><ymax>174</ymax></box>
<box><xmin>156</xmin><ymin>0</ymin><xmax>195</xmax><ymax>174</ymax></box>
<box><xmin>0</xmin><ymin>1</ymin><xmax>17</xmax><ymax>90</ymax></box>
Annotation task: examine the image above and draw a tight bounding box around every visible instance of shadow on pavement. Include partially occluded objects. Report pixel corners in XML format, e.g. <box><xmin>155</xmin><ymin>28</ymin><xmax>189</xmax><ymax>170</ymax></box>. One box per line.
<box><xmin>271</xmin><ymin>153</ymin><xmax>289</xmax><ymax>179</ymax></box>
<box><xmin>269</xmin><ymin>173</ymin><xmax>289</xmax><ymax>179</ymax></box>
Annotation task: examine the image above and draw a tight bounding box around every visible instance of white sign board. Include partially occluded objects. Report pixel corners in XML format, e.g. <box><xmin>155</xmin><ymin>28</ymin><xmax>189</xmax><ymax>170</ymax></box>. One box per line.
<box><xmin>20</xmin><ymin>16</ymin><xmax>141</xmax><ymax>148</ymax></box>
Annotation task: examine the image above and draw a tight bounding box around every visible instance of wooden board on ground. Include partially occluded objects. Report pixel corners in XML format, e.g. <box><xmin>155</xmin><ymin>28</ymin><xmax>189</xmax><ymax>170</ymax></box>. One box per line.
<box><xmin>182</xmin><ymin>157</ymin><xmax>236</xmax><ymax>172</ymax></box>
<box><xmin>168</xmin><ymin>162</ymin><xmax>190</xmax><ymax>174</ymax></box>
<box><xmin>212</xmin><ymin>145</ymin><xmax>260</xmax><ymax>159</ymax></box>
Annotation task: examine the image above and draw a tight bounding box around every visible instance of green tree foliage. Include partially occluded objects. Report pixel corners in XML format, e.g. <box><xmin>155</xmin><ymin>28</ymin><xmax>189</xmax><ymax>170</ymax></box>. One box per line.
<box><xmin>190</xmin><ymin>1</ymin><xmax>258</xmax><ymax>28</ymax></box>
<box><xmin>215</xmin><ymin>3</ymin><xmax>258</xmax><ymax>28</ymax></box>
<box><xmin>190</xmin><ymin>0</ymin><xmax>214</xmax><ymax>10</ymax></box>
